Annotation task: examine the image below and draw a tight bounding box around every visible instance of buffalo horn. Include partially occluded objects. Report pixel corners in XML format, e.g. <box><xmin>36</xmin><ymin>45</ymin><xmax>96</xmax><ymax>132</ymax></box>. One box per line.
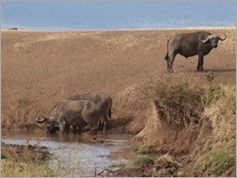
<box><xmin>217</xmin><ymin>34</ymin><xmax>226</xmax><ymax>41</ymax></box>
<box><xmin>36</xmin><ymin>117</ymin><xmax>46</xmax><ymax>123</ymax></box>
<box><xmin>201</xmin><ymin>35</ymin><xmax>213</xmax><ymax>43</ymax></box>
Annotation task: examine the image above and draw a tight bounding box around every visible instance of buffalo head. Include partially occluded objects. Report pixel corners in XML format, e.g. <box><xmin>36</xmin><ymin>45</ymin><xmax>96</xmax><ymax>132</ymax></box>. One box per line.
<box><xmin>201</xmin><ymin>34</ymin><xmax>226</xmax><ymax>48</ymax></box>
<box><xmin>36</xmin><ymin>117</ymin><xmax>59</xmax><ymax>133</ymax></box>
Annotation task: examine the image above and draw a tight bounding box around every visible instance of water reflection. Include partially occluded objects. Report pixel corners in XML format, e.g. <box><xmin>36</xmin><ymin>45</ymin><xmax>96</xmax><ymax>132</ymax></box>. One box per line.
<box><xmin>1</xmin><ymin>131</ymin><xmax>134</xmax><ymax>177</ymax></box>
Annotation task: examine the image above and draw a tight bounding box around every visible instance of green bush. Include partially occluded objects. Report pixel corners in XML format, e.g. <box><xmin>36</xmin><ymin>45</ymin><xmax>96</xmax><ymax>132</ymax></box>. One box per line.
<box><xmin>134</xmin><ymin>156</ymin><xmax>154</xmax><ymax>166</ymax></box>
<box><xmin>201</xmin><ymin>86</ymin><xmax>225</xmax><ymax>106</ymax></box>
<box><xmin>1</xmin><ymin>153</ymin><xmax>7</xmax><ymax>159</ymax></box>
<box><xmin>133</xmin><ymin>145</ymin><xmax>153</xmax><ymax>155</ymax></box>
<box><xmin>205</xmin><ymin>71</ymin><xmax>215</xmax><ymax>83</ymax></box>
<box><xmin>193</xmin><ymin>143</ymin><xmax>235</xmax><ymax>176</ymax></box>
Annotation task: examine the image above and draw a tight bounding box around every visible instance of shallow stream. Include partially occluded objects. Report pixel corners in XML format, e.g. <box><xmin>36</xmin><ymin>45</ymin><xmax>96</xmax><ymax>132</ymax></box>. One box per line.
<box><xmin>1</xmin><ymin>131</ymin><xmax>135</xmax><ymax>177</ymax></box>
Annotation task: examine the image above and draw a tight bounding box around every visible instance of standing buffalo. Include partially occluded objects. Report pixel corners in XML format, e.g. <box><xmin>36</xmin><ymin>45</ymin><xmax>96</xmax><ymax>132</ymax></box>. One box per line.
<box><xmin>67</xmin><ymin>93</ymin><xmax>112</xmax><ymax>132</ymax></box>
<box><xmin>164</xmin><ymin>31</ymin><xmax>226</xmax><ymax>73</ymax></box>
<box><xmin>36</xmin><ymin>100</ymin><xmax>101</xmax><ymax>134</ymax></box>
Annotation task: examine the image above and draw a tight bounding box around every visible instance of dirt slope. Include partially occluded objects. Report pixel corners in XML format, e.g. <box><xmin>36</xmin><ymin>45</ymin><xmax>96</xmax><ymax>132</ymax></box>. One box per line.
<box><xmin>1</xmin><ymin>28</ymin><xmax>236</xmax><ymax>131</ymax></box>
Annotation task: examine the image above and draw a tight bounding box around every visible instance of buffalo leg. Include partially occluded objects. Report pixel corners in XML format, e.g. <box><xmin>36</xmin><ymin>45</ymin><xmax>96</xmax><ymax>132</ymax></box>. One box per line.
<box><xmin>59</xmin><ymin>123</ymin><xmax>65</xmax><ymax>134</ymax></box>
<box><xmin>167</xmin><ymin>52</ymin><xmax>177</xmax><ymax>73</ymax></box>
<box><xmin>200</xmin><ymin>57</ymin><xmax>204</xmax><ymax>71</ymax></box>
<box><xmin>101</xmin><ymin>115</ymin><xmax>108</xmax><ymax>133</ymax></box>
<box><xmin>108</xmin><ymin>105</ymin><xmax>112</xmax><ymax>120</ymax></box>
<box><xmin>64</xmin><ymin>125</ymin><xmax>70</xmax><ymax>134</ymax></box>
<box><xmin>104</xmin><ymin>115</ymin><xmax>110</xmax><ymax>132</ymax></box>
<box><xmin>71</xmin><ymin>125</ymin><xmax>81</xmax><ymax>134</ymax></box>
<box><xmin>59</xmin><ymin>122</ymin><xmax>70</xmax><ymax>134</ymax></box>
<box><xmin>197</xmin><ymin>54</ymin><xmax>204</xmax><ymax>71</ymax></box>
<box><xmin>103</xmin><ymin>120</ymin><xmax>107</xmax><ymax>133</ymax></box>
<box><xmin>71</xmin><ymin>125</ymin><xmax>77</xmax><ymax>134</ymax></box>
<box><xmin>166</xmin><ymin>57</ymin><xmax>172</xmax><ymax>73</ymax></box>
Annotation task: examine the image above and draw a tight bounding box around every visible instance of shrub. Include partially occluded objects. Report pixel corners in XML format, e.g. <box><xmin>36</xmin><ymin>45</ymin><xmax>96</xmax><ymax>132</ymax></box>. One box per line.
<box><xmin>2</xmin><ymin>159</ymin><xmax>57</xmax><ymax>177</ymax></box>
<box><xmin>133</xmin><ymin>145</ymin><xmax>153</xmax><ymax>155</ymax></box>
<box><xmin>201</xmin><ymin>86</ymin><xmax>225</xmax><ymax>106</ymax></box>
<box><xmin>139</xmin><ymin>75</ymin><xmax>235</xmax><ymax>176</ymax></box>
<box><xmin>1</xmin><ymin>143</ymin><xmax>58</xmax><ymax>177</ymax></box>
<box><xmin>1</xmin><ymin>153</ymin><xmax>7</xmax><ymax>159</ymax></box>
<box><xmin>141</xmin><ymin>78</ymin><xmax>204</xmax><ymax>129</ymax></box>
<box><xmin>134</xmin><ymin>156</ymin><xmax>154</xmax><ymax>166</ymax></box>
<box><xmin>193</xmin><ymin>143</ymin><xmax>235</xmax><ymax>176</ymax></box>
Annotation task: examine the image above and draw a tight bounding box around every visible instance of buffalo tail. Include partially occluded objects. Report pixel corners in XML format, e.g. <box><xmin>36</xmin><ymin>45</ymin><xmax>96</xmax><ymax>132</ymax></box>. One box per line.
<box><xmin>164</xmin><ymin>53</ymin><xmax>169</xmax><ymax>60</ymax></box>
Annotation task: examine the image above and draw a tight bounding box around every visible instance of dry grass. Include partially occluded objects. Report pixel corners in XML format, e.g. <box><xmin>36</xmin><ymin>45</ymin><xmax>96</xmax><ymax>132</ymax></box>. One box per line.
<box><xmin>1</xmin><ymin>159</ymin><xmax>57</xmax><ymax>177</ymax></box>
<box><xmin>192</xmin><ymin>85</ymin><xmax>236</xmax><ymax>176</ymax></box>
<box><xmin>205</xmin><ymin>86</ymin><xmax>236</xmax><ymax>143</ymax></box>
<box><xmin>193</xmin><ymin>142</ymin><xmax>235</xmax><ymax>176</ymax></box>
<box><xmin>1</xmin><ymin>135</ymin><xmax>58</xmax><ymax>177</ymax></box>
<box><xmin>140</xmin><ymin>75</ymin><xmax>205</xmax><ymax>130</ymax></box>
<box><xmin>137</xmin><ymin>73</ymin><xmax>236</xmax><ymax>176</ymax></box>
<box><xmin>133</xmin><ymin>156</ymin><xmax>154</xmax><ymax>167</ymax></box>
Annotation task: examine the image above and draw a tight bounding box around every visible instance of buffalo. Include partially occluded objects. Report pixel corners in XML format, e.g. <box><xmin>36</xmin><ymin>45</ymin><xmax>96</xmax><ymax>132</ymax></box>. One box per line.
<box><xmin>67</xmin><ymin>93</ymin><xmax>112</xmax><ymax>132</ymax></box>
<box><xmin>164</xmin><ymin>31</ymin><xmax>226</xmax><ymax>73</ymax></box>
<box><xmin>36</xmin><ymin>100</ymin><xmax>101</xmax><ymax>135</ymax></box>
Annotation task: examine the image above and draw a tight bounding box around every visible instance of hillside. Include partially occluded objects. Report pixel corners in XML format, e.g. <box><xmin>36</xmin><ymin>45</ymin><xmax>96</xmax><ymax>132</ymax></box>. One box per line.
<box><xmin>2</xmin><ymin>27</ymin><xmax>236</xmax><ymax>177</ymax></box>
<box><xmin>2</xmin><ymin>28</ymin><xmax>235</xmax><ymax>131</ymax></box>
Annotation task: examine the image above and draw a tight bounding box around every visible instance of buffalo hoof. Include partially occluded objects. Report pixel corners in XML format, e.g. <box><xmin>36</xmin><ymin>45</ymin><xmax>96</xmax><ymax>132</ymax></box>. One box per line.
<box><xmin>197</xmin><ymin>69</ymin><xmax>204</xmax><ymax>72</ymax></box>
<box><xmin>197</xmin><ymin>66</ymin><xmax>204</xmax><ymax>71</ymax></box>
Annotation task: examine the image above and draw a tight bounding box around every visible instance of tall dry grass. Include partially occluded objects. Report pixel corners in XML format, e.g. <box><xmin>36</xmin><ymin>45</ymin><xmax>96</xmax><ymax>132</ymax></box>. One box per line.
<box><xmin>1</xmin><ymin>132</ymin><xmax>58</xmax><ymax>177</ymax></box>
<box><xmin>193</xmin><ymin>85</ymin><xmax>236</xmax><ymax>176</ymax></box>
<box><xmin>1</xmin><ymin>159</ymin><xmax>57</xmax><ymax>177</ymax></box>
<box><xmin>139</xmin><ymin>72</ymin><xmax>236</xmax><ymax>176</ymax></box>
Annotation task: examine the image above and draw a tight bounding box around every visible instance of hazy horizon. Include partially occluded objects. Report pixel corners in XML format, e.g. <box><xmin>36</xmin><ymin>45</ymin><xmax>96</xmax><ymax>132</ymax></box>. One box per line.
<box><xmin>2</xmin><ymin>1</ymin><xmax>236</xmax><ymax>30</ymax></box>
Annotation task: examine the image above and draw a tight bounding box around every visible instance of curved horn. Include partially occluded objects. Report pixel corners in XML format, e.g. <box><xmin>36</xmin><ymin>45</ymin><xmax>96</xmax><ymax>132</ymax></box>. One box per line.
<box><xmin>217</xmin><ymin>34</ymin><xmax>226</xmax><ymax>41</ymax></box>
<box><xmin>201</xmin><ymin>35</ymin><xmax>213</xmax><ymax>43</ymax></box>
<box><xmin>36</xmin><ymin>117</ymin><xmax>47</xmax><ymax>123</ymax></box>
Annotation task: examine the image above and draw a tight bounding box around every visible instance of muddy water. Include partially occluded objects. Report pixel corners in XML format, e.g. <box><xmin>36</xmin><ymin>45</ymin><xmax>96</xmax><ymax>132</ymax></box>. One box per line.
<box><xmin>1</xmin><ymin>131</ymin><xmax>135</xmax><ymax>177</ymax></box>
